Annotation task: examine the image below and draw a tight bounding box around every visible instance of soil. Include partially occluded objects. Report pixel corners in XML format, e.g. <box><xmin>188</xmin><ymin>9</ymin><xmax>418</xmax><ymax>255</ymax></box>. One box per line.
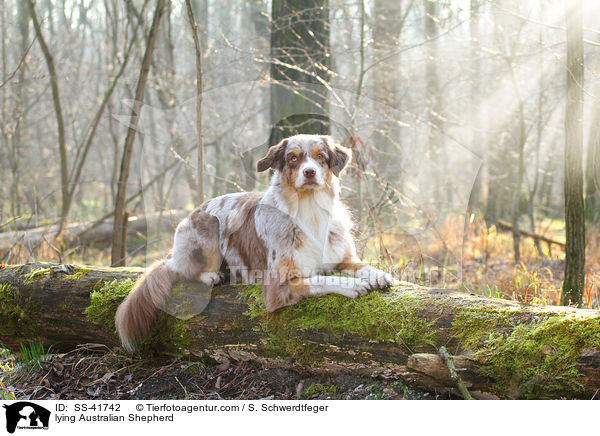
<box><xmin>1</xmin><ymin>345</ymin><xmax>452</xmax><ymax>400</ymax></box>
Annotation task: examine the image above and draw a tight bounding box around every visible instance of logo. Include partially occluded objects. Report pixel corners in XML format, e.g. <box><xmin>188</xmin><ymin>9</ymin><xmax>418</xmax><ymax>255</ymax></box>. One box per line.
<box><xmin>2</xmin><ymin>402</ymin><xmax>50</xmax><ymax>434</ymax></box>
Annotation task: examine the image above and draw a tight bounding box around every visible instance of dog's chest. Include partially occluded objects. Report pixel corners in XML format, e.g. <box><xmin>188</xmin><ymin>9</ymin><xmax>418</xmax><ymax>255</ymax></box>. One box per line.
<box><xmin>294</xmin><ymin>236</ymin><xmax>345</xmax><ymax>274</ymax></box>
<box><xmin>292</xmin><ymin>197</ymin><xmax>346</xmax><ymax>274</ymax></box>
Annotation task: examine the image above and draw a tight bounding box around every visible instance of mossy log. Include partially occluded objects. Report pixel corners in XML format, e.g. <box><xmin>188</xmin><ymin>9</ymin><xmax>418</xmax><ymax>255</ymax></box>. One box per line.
<box><xmin>0</xmin><ymin>262</ymin><xmax>599</xmax><ymax>399</ymax></box>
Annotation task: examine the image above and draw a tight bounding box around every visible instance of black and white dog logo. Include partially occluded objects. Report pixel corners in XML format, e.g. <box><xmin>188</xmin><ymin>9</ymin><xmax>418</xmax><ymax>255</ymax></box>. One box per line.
<box><xmin>3</xmin><ymin>402</ymin><xmax>50</xmax><ymax>433</ymax></box>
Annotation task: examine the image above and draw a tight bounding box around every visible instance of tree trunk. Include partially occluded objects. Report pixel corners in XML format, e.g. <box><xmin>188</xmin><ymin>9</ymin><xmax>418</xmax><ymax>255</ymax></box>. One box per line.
<box><xmin>9</xmin><ymin>0</ymin><xmax>30</xmax><ymax>220</ymax></box>
<box><xmin>269</xmin><ymin>0</ymin><xmax>331</xmax><ymax>145</ymax></box>
<box><xmin>527</xmin><ymin>33</ymin><xmax>547</xmax><ymax>259</ymax></box>
<box><xmin>507</xmin><ymin>60</ymin><xmax>526</xmax><ymax>263</ymax></box>
<box><xmin>185</xmin><ymin>0</ymin><xmax>205</xmax><ymax>204</ymax></box>
<box><xmin>111</xmin><ymin>0</ymin><xmax>167</xmax><ymax>266</ymax></box>
<box><xmin>424</xmin><ymin>0</ymin><xmax>447</xmax><ymax>205</ymax></box>
<box><xmin>468</xmin><ymin>0</ymin><xmax>486</xmax><ymax>210</ymax></box>
<box><xmin>585</xmin><ymin>36</ymin><xmax>600</xmax><ymax>224</ymax></box>
<box><xmin>1</xmin><ymin>262</ymin><xmax>599</xmax><ymax>399</ymax></box>
<box><xmin>563</xmin><ymin>0</ymin><xmax>585</xmax><ymax>306</ymax></box>
<box><xmin>27</xmin><ymin>0</ymin><xmax>69</xmax><ymax>237</ymax></box>
<box><xmin>372</xmin><ymin>0</ymin><xmax>405</xmax><ymax>151</ymax></box>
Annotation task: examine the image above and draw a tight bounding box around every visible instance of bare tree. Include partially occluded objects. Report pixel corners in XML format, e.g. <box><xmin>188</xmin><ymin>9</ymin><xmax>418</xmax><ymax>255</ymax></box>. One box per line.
<box><xmin>185</xmin><ymin>0</ymin><xmax>205</xmax><ymax>204</ymax></box>
<box><xmin>5</xmin><ymin>1</ymin><xmax>31</xmax><ymax>221</ymax></box>
<box><xmin>506</xmin><ymin>55</ymin><xmax>526</xmax><ymax>262</ymax></box>
<box><xmin>28</xmin><ymin>0</ymin><xmax>143</xmax><ymax>236</ymax></box>
<box><xmin>372</xmin><ymin>0</ymin><xmax>407</xmax><ymax>148</ymax></box>
<box><xmin>111</xmin><ymin>0</ymin><xmax>168</xmax><ymax>266</ymax></box>
<box><xmin>562</xmin><ymin>0</ymin><xmax>585</xmax><ymax>306</ymax></box>
<box><xmin>585</xmin><ymin>39</ymin><xmax>600</xmax><ymax>224</ymax></box>
<box><xmin>269</xmin><ymin>0</ymin><xmax>331</xmax><ymax>145</ymax></box>
<box><xmin>424</xmin><ymin>0</ymin><xmax>444</xmax><ymax>204</ymax></box>
<box><xmin>27</xmin><ymin>0</ymin><xmax>68</xmax><ymax>236</ymax></box>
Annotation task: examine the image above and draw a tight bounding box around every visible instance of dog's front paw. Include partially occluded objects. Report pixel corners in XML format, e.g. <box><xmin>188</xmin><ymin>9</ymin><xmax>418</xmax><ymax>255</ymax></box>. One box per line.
<box><xmin>337</xmin><ymin>277</ymin><xmax>370</xmax><ymax>298</ymax></box>
<box><xmin>198</xmin><ymin>271</ymin><xmax>223</xmax><ymax>286</ymax></box>
<box><xmin>359</xmin><ymin>266</ymin><xmax>395</xmax><ymax>289</ymax></box>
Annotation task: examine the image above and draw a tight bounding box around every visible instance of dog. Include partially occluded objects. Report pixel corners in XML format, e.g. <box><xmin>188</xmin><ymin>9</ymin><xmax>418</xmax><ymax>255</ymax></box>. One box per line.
<box><xmin>115</xmin><ymin>134</ymin><xmax>395</xmax><ymax>352</ymax></box>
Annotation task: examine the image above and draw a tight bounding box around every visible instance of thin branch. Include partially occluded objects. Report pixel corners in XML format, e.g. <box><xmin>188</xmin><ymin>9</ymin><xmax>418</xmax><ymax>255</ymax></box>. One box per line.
<box><xmin>185</xmin><ymin>0</ymin><xmax>204</xmax><ymax>203</ymax></box>
<box><xmin>0</xmin><ymin>37</ymin><xmax>36</xmax><ymax>90</ymax></box>
<box><xmin>439</xmin><ymin>346</ymin><xmax>474</xmax><ymax>400</ymax></box>
<box><xmin>27</xmin><ymin>0</ymin><xmax>69</xmax><ymax>235</ymax></box>
<box><xmin>66</xmin><ymin>9</ymin><xmax>145</xmax><ymax>197</ymax></box>
<box><xmin>363</xmin><ymin>19</ymin><xmax>469</xmax><ymax>76</ymax></box>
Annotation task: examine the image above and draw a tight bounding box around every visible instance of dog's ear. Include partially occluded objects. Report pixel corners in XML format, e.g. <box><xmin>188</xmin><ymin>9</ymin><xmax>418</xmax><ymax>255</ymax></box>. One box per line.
<box><xmin>329</xmin><ymin>143</ymin><xmax>352</xmax><ymax>177</ymax></box>
<box><xmin>257</xmin><ymin>139</ymin><xmax>287</xmax><ymax>172</ymax></box>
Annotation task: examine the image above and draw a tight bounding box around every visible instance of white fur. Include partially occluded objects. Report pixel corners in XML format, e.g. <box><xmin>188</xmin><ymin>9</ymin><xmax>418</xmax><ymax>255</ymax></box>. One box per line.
<box><xmin>296</xmin><ymin>156</ymin><xmax>324</xmax><ymax>187</ymax></box>
<box><xmin>165</xmin><ymin>218</ymin><xmax>202</xmax><ymax>279</ymax></box>
<box><xmin>306</xmin><ymin>275</ymin><xmax>370</xmax><ymax>298</ymax></box>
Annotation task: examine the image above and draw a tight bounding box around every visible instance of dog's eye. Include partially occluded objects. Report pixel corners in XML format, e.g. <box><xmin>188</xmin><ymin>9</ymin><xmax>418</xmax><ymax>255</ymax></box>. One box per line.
<box><xmin>289</xmin><ymin>155</ymin><xmax>298</xmax><ymax>162</ymax></box>
<box><xmin>317</xmin><ymin>153</ymin><xmax>326</xmax><ymax>160</ymax></box>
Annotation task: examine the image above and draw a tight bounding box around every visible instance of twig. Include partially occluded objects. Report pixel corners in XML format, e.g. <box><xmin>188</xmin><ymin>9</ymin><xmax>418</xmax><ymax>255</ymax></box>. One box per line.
<box><xmin>41</xmin><ymin>234</ymin><xmax>62</xmax><ymax>264</ymax></box>
<box><xmin>175</xmin><ymin>376</ymin><xmax>189</xmax><ymax>399</ymax></box>
<box><xmin>439</xmin><ymin>346</ymin><xmax>474</xmax><ymax>400</ymax></box>
<box><xmin>0</xmin><ymin>37</ymin><xmax>36</xmax><ymax>89</ymax></box>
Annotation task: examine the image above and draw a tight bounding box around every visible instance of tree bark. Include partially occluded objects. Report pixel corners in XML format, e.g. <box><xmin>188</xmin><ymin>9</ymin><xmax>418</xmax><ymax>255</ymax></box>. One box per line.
<box><xmin>563</xmin><ymin>0</ymin><xmax>585</xmax><ymax>306</ymax></box>
<box><xmin>269</xmin><ymin>0</ymin><xmax>331</xmax><ymax>145</ymax></box>
<box><xmin>111</xmin><ymin>0</ymin><xmax>167</xmax><ymax>267</ymax></box>
<box><xmin>185</xmin><ymin>0</ymin><xmax>205</xmax><ymax>204</ymax></box>
<box><xmin>9</xmin><ymin>0</ymin><xmax>31</xmax><ymax>220</ymax></box>
<box><xmin>1</xmin><ymin>262</ymin><xmax>599</xmax><ymax>399</ymax></box>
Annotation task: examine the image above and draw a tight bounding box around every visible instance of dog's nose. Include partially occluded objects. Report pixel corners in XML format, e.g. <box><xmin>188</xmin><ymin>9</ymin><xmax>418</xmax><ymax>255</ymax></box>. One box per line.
<box><xmin>303</xmin><ymin>168</ymin><xmax>316</xmax><ymax>178</ymax></box>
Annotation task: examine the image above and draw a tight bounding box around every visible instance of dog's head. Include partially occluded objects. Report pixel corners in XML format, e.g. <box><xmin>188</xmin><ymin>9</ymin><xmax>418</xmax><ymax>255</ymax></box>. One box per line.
<box><xmin>257</xmin><ymin>135</ymin><xmax>351</xmax><ymax>191</ymax></box>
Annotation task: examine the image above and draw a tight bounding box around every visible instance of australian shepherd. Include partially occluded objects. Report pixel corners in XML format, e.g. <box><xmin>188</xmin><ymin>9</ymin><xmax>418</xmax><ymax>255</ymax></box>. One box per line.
<box><xmin>116</xmin><ymin>134</ymin><xmax>395</xmax><ymax>352</ymax></box>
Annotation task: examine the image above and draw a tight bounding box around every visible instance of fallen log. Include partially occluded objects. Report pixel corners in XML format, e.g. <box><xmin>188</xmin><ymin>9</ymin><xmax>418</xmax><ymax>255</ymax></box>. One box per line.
<box><xmin>495</xmin><ymin>220</ymin><xmax>565</xmax><ymax>248</ymax></box>
<box><xmin>0</xmin><ymin>262</ymin><xmax>599</xmax><ymax>399</ymax></box>
<box><xmin>0</xmin><ymin>211</ymin><xmax>187</xmax><ymax>261</ymax></box>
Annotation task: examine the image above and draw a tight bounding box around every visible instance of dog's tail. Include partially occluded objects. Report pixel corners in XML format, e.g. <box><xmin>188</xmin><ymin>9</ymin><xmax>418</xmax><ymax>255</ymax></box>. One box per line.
<box><xmin>115</xmin><ymin>260</ymin><xmax>178</xmax><ymax>352</ymax></box>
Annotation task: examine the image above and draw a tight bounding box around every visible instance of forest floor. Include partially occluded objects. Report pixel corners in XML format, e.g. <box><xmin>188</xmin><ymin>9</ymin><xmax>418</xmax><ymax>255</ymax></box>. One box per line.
<box><xmin>1</xmin><ymin>217</ymin><xmax>598</xmax><ymax>400</ymax></box>
<box><xmin>0</xmin><ymin>345</ymin><xmax>442</xmax><ymax>400</ymax></box>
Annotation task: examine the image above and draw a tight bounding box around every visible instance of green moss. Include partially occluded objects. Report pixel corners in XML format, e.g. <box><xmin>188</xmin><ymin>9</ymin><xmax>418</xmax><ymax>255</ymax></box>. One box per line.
<box><xmin>0</xmin><ymin>284</ymin><xmax>37</xmax><ymax>336</ymax></box>
<box><xmin>64</xmin><ymin>267</ymin><xmax>90</xmax><ymax>280</ymax></box>
<box><xmin>302</xmin><ymin>383</ymin><xmax>339</xmax><ymax>398</ymax></box>
<box><xmin>86</xmin><ymin>279</ymin><xmax>135</xmax><ymax>331</ymax></box>
<box><xmin>86</xmin><ymin>279</ymin><xmax>190</xmax><ymax>355</ymax></box>
<box><xmin>24</xmin><ymin>267</ymin><xmax>51</xmax><ymax>285</ymax></box>
<box><xmin>452</xmin><ymin>309</ymin><xmax>600</xmax><ymax>398</ymax></box>
<box><xmin>240</xmin><ymin>282</ymin><xmax>600</xmax><ymax>398</ymax></box>
<box><xmin>239</xmin><ymin>284</ymin><xmax>436</xmax><ymax>362</ymax></box>
<box><xmin>452</xmin><ymin>310</ymin><xmax>514</xmax><ymax>349</ymax></box>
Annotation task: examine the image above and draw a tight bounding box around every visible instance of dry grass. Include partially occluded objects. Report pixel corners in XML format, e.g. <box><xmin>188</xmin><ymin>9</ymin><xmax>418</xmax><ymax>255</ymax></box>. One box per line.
<box><xmin>363</xmin><ymin>215</ymin><xmax>599</xmax><ymax>308</ymax></box>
